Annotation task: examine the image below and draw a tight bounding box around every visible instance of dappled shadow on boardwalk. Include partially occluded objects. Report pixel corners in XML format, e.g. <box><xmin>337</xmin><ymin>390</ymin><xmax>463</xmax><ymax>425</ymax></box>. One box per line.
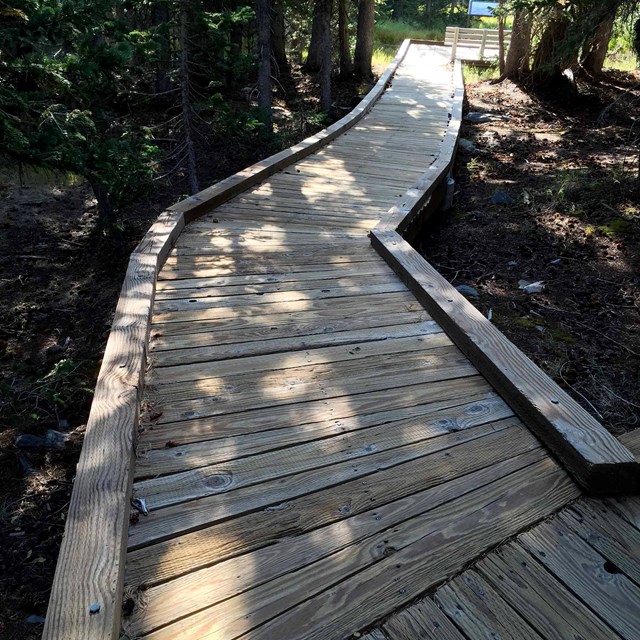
<box><xmin>119</xmin><ymin>46</ymin><xmax>580</xmax><ymax>640</ymax></box>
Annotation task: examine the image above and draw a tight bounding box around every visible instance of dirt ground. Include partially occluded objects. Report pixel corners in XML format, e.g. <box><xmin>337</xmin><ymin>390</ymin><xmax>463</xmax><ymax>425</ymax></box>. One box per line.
<box><xmin>419</xmin><ymin>69</ymin><xmax>640</xmax><ymax>437</ymax></box>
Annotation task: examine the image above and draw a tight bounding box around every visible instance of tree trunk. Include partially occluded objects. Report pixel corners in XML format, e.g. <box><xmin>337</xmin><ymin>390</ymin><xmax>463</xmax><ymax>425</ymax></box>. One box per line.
<box><xmin>256</xmin><ymin>0</ymin><xmax>273</xmax><ymax>131</ymax></box>
<box><xmin>503</xmin><ymin>10</ymin><xmax>532</xmax><ymax>79</ymax></box>
<box><xmin>179</xmin><ymin>0</ymin><xmax>199</xmax><ymax>194</ymax></box>
<box><xmin>393</xmin><ymin>0</ymin><xmax>403</xmax><ymax>21</ymax></box>
<box><xmin>307</xmin><ymin>0</ymin><xmax>325</xmax><ymax>71</ymax></box>
<box><xmin>153</xmin><ymin>1</ymin><xmax>171</xmax><ymax>94</ymax></box>
<box><xmin>317</xmin><ymin>0</ymin><xmax>333</xmax><ymax>113</ymax></box>
<box><xmin>272</xmin><ymin>0</ymin><xmax>289</xmax><ymax>74</ymax></box>
<box><xmin>582</xmin><ymin>10</ymin><xmax>616</xmax><ymax>75</ymax></box>
<box><xmin>531</xmin><ymin>8</ymin><xmax>571</xmax><ymax>81</ymax></box>
<box><xmin>338</xmin><ymin>0</ymin><xmax>353</xmax><ymax>77</ymax></box>
<box><xmin>354</xmin><ymin>0</ymin><xmax>374</xmax><ymax>79</ymax></box>
<box><xmin>498</xmin><ymin>15</ymin><xmax>505</xmax><ymax>75</ymax></box>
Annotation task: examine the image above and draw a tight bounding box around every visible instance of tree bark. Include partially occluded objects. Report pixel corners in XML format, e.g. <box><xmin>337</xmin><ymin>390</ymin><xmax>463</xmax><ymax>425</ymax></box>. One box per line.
<box><xmin>318</xmin><ymin>0</ymin><xmax>333</xmax><ymax>113</ymax></box>
<box><xmin>354</xmin><ymin>0</ymin><xmax>374</xmax><ymax>79</ymax></box>
<box><xmin>307</xmin><ymin>0</ymin><xmax>325</xmax><ymax>71</ymax></box>
<box><xmin>393</xmin><ymin>0</ymin><xmax>403</xmax><ymax>21</ymax></box>
<box><xmin>503</xmin><ymin>9</ymin><xmax>532</xmax><ymax>79</ymax></box>
<box><xmin>338</xmin><ymin>0</ymin><xmax>353</xmax><ymax>77</ymax></box>
<box><xmin>582</xmin><ymin>10</ymin><xmax>616</xmax><ymax>75</ymax></box>
<box><xmin>153</xmin><ymin>1</ymin><xmax>171</xmax><ymax>94</ymax></box>
<box><xmin>531</xmin><ymin>8</ymin><xmax>571</xmax><ymax>81</ymax></box>
<box><xmin>272</xmin><ymin>0</ymin><xmax>289</xmax><ymax>74</ymax></box>
<box><xmin>256</xmin><ymin>0</ymin><xmax>273</xmax><ymax>131</ymax></box>
<box><xmin>179</xmin><ymin>0</ymin><xmax>199</xmax><ymax>194</ymax></box>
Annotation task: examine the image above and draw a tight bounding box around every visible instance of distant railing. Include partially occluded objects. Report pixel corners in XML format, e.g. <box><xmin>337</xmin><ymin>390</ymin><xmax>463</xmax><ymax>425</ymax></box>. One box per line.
<box><xmin>445</xmin><ymin>26</ymin><xmax>512</xmax><ymax>61</ymax></box>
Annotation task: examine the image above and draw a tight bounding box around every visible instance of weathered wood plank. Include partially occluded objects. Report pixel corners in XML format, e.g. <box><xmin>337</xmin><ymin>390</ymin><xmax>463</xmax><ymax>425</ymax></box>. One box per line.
<box><xmin>142</xmin><ymin>457</ymin><xmax>576</xmax><ymax>640</ymax></box>
<box><xmin>383</xmin><ymin>598</ymin><xmax>466</xmax><ymax>640</ymax></box>
<box><xmin>128</xmin><ymin>430</ymin><xmax>542</xmax><ymax>591</ymax></box>
<box><xmin>435</xmin><ymin>570</ymin><xmax>542</xmax><ymax>639</ymax></box>
<box><xmin>134</xmin><ymin>397</ymin><xmax>513</xmax><ymax>510</ymax></box>
<box><xmin>128</xmin><ymin>419</ymin><xmax>519</xmax><ymax>550</ymax></box>
<box><xmin>138</xmin><ymin>375</ymin><xmax>489</xmax><ymax>448</ymax></box>
<box><xmin>476</xmin><ymin>542</ymin><xmax>619</xmax><ymax>640</ymax></box>
<box><xmin>519</xmin><ymin>519</ymin><xmax>640</xmax><ymax>639</ymax></box>
<box><xmin>560</xmin><ymin>500</ymin><xmax>640</xmax><ymax>584</ymax></box>
<box><xmin>125</xmin><ymin>434</ymin><xmax>542</xmax><ymax>636</ymax></box>
<box><xmin>150</xmin><ymin>320</ymin><xmax>441</xmax><ymax>367</ymax></box>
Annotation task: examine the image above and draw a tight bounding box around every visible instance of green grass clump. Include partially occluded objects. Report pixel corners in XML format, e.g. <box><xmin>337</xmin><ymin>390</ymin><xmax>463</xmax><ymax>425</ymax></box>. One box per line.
<box><xmin>374</xmin><ymin>20</ymin><xmax>443</xmax><ymax>46</ymax></box>
<box><xmin>463</xmin><ymin>63</ymin><xmax>499</xmax><ymax>83</ymax></box>
<box><xmin>598</xmin><ymin>218</ymin><xmax>634</xmax><ymax>237</ymax></box>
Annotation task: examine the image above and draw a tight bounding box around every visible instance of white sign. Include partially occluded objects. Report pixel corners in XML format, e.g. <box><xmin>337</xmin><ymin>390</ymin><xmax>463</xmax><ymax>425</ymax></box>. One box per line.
<box><xmin>468</xmin><ymin>1</ymin><xmax>498</xmax><ymax>16</ymax></box>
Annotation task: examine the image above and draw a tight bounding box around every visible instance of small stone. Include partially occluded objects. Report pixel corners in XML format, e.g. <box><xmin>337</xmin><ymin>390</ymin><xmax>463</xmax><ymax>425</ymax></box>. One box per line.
<box><xmin>15</xmin><ymin>430</ymin><xmax>67</xmax><ymax>451</ymax></box>
<box><xmin>489</xmin><ymin>191</ymin><xmax>514</xmax><ymax>205</ymax></box>
<box><xmin>458</xmin><ymin>138</ymin><xmax>477</xmax><ymax>153</ymax></box>
<box><xmin>25</xmin><ymin>615</ymin><xmax>46</xmax><ymax>624</ymax></box>
<box><xmin>455</xmin><ymin>284</ymin><xmax>480</xmax><ymax>299</ymax></box>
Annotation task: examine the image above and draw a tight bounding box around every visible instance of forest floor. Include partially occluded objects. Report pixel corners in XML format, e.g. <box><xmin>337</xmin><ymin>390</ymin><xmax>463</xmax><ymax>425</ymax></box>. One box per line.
<box><xmin>0</xmin><ymin>70</ymin><xmax>369</xmax><ymax>639</ymax></box>
<box><xmin>419</xmin><ymin>67</ymin><xmax>640</xmax><ymax>438</ymax></box>
<box><xmin>1</xmin><ymin>62</ymin><xmax>639</xmax><ymax>638</ymax></box>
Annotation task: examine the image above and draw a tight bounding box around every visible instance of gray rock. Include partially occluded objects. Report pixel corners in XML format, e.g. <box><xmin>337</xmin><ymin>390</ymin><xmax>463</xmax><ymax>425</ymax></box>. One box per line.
<box><xmin>458</xmin><ymin>138</ymin><xmax>477</xmax><ymax>153</ymax></box>
<box><xmin>489</xmin><ymin>191</ymin><xmax>514</xmax><ymax>205</ymax></box>
<box><xmin>465</xmin><ymin>111</ymin><xmax>510</xmax><ymax>124</ymax></box>
<box><xmin>455</xmin><ymin>284</ymin><xmax>480</xmax><ymax>299</ymax></box>
<box><xmin>15</xmin><ymin>429</ymin><xmax>67</xmax><ymax>451</ymax></box>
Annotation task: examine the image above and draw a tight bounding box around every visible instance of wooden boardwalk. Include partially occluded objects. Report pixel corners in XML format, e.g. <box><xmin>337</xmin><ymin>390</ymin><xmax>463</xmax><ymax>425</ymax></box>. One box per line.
<box><xmin>44</xmin><ymin>42</ymin><xmax>640</xmax><ymax>640</ymax></box>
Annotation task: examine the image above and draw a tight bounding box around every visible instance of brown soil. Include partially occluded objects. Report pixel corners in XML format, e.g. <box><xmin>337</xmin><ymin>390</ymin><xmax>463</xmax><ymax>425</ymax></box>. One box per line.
<box><xmin>418</xmin><ymin>69</ymin><xmax>640</xmax><ymax>437</ymax></box>
<box><xmin>0</xmin><ymin>70</ymin><xmax>367</xmax><ymax>638</ymax></box>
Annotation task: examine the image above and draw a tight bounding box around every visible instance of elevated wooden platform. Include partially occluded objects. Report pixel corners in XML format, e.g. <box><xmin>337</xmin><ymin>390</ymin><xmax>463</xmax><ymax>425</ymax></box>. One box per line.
<box><xmin>43</xmin><ymin>42</ymin><xmax>640</xmax><ymax>640</ymax></box>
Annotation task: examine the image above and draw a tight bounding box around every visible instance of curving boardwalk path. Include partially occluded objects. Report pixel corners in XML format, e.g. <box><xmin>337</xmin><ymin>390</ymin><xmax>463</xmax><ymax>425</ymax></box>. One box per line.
<box><xmin>44</xmin><ymin>43</ymin><xmax>640</xmax><ymax>640</ymax></box>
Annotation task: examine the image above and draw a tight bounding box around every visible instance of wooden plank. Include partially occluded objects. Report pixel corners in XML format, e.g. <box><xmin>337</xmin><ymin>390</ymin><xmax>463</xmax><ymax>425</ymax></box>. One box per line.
<box><xmin>519</xmin><ymin>519</ymin><xmax>640</xmax><ymax>639</ymax></box>
<box><xmin>125</xmin><ymin>432</ymin><xmax>542</xmax><ymax>636</ymax></box>
<box><xmin>135</xmin><ymin>368</ymin><xmax>500</xmax><ymax>510</ymax></box>
<box><xmin>150</xmin><ymin>320</ymin><xmax>441</xmax><ymax>367</ymax></box>
<box><xmin>158</xmin><ymin>257</ymin><xmax>391</xmax><ymax>281</ymax></box>
<box><xmin>147</xmin><ymin>349</ymin><xmax>476</xmax><ymax>425</ymax></box>
<box><xmin>135</xmin><ymin>393</ymin><xmax>512</xmax><ymax>484</ymax></box>
<box><xmin>127</xmin><ymin>430</ymin><xmax>543</xmax><ymax>591</ymax></box>
<box><xmin>371</xmin><ymin>230</ymin><xmax>640</xmax><ymax>494</ymax></box>
<box><xmin>138</xmin><ymin>375</ymin><xmax>490</xmax><ymax>449</ymax></box>
<box><xmin>477</xmin><ymin>542</ymin><xmax>619</xmax><ymax>640</ymax></box>
<box><xmin>43</xmin><ymin>207</ymin><xmax>184</xmax><ymax>639</ymax></box>
<box><xmin>435</xmin><ymin>570</ymin><xmax>542</xmax><ymax>639</ymax></box>
<box><xmin>137</xmin><ymin>391</ymin><xmax>506</xmax><ymax>476</ymax></box>
<box><xmin>152</xmin><ymin>288</ymin><xmax>415</xmax><ymax>324</ymax></box>
<box><xmin>128</xmin><ymin>419</ymin><xmax>519</xmax><ymax>550</ymax></box>
<box><xmin>149</xmin><ymin>331</ymin><xmax>453</xmax><ymax>384</ymax></box>
<box><xmin>383</xmin><ymin>598</ymin><xmax>466</xmax><ymax>640</ymax></box>
<box><xmin>619</xmin><ymin>428</ymin><xmax>640</xmax><ymax>456</ymax></box>
<box><xmin>154</xmin><ymin>273</ymin><xmax>401</xmax><ymax>300</ymax></box>
<box><xmin>559</xmin><ymin>500</ymin><xmax>640</xmax><ymax>584</ymax></box>
<box><xmin>150</xmin><ymin>308</ymin><xmax>429</xmax><ymax>352</ymax></box>
<box><xmin>145</xmin><ymin>457</ymin><xmax>576</xmax><ymax>640</ymax></box>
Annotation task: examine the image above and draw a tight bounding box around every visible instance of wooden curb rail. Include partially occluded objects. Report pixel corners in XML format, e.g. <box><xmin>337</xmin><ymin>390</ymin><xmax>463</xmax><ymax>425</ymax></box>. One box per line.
<box><xmin>371</xmin><ymin>56</ymin><xmax>640</xmax><ymax>496</ymax></box>
<box><xmin>42</xmin><ymin>40</ymin><xmax>416</xmax><ymax>640</ymax></box>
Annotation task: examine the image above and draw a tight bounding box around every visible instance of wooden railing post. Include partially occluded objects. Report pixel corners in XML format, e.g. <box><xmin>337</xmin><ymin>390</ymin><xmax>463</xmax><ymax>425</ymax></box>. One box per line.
<box><xmin>479</xmin><ymin>29</ymin><xmax>487</xmax><ymax>59</ymax></box>
<box><xmin>451</xmin><ymin>27</ymin><xmax>459</xmax><ymax>62</ymax></box>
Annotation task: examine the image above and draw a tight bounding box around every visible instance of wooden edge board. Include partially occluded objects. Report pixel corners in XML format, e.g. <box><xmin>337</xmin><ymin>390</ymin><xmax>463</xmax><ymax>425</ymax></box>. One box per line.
<box><xmin>43</xmin><ymin>207</ymin><xmax>186</xmax><ymax>640</ymax></box>
<box><xmin>41</xmin><ymin>40</ymin><xmax>419</xmax><ymax>640</ymax></box>
<box><xmin>374</xmin><ymin>59</ymin><xmax>464</xmax><ymax>235</ymax></box>
<box><xmin>370</xmin><ymin>229</ymin><xmax>640</xmax><ymax>495</ymax></box>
